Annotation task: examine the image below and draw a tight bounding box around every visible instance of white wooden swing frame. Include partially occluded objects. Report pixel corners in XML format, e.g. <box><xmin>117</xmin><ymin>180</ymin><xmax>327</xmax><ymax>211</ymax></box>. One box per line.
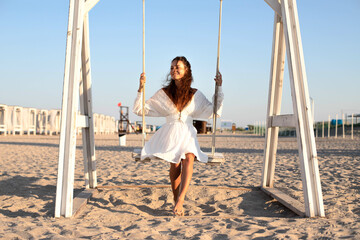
<box><xmin>55</xmin><ymin>0</ymin><xmax>325</xmax><ymax>218</ymax></box>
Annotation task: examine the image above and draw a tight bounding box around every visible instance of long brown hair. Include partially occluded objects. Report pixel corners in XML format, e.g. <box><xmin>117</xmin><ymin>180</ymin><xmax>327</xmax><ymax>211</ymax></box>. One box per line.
<box><xmin>163</xmin><ymin>56</ymin><xmax>196</xmax><ymax>111</ymax></box>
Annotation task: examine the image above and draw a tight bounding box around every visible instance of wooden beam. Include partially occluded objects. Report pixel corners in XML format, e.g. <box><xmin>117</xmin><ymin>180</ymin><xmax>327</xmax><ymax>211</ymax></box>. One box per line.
<box><xmin>261</xmin><ymin>187</ymin><xmax>305</xmax><ymax>217</ymax></box>
<box><xmin>281</xmin><ymin>0</ymin><xmax>324</xmax><ymax>217</ymax></box>
<box><xmin>72</xmin><ymin>188</ymin><xmax>98</xmax><ymax>217</ymax></box>
<box><xmin>76</xmin><ymin>114</ymin><xmax>89</xmax><ymax>128</ymax></box>
<box><xmin>133</xmin><ymin>149</ymin><xmax>225</xmax><ymax>166</ymax></box>
<box><xmin>97</xmin><ymin>185</ymin><xmax>252</xmax><ymax>192</ymax></box>
<box><xmin>84</xmin><ymin>0</ymin><xmax>100</xmax><ymax>13</ymax></box>
<box><xmin>264</xmin><ymin>0</ymin><xmax>282</xmax><ymax>17</ymax></box>
<box><xmin>55</xmin><ymin>0</ymin><xmax>85</xmax><ymax>218</ymax></box>
<box><xmin>80</xmin><ymin>13</ymin><xmax>97</xmax><ymax>189</ymax></box>
<box><xmin>268</xmin><ymin>114</ymin><xmax>295</xmax><ymax>127</ymax></box>
<box><xmin>261</xmin><ymin>13</ymin><xmax>285</xmax><ymax>188</ymax></box>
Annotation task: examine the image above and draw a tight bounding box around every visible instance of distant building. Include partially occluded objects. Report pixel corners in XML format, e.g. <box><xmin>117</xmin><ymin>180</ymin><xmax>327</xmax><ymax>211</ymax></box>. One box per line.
<box><xmin>221</xmin><ymin>120</ymin><xmax>233</xmax><ymax>131</ymax></box>
<box><xmin>193</xmin><ymin>120</ymin><xmax>207</xmax><ymax>134</ymax></box>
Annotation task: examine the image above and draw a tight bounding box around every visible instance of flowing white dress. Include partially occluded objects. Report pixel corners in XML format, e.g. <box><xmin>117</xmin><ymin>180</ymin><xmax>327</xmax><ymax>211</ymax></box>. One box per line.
<box><xmin>133</xmin><ymin>87</ymin><xmax>224</xmax><ymax>164</ymax></box>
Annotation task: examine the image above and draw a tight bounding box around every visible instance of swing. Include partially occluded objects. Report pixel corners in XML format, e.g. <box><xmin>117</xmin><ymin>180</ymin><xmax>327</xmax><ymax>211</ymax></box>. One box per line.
<box><xmin>132</xmin><ymin>0</ymin><xmax>225</xmax><ymax>166</ymax></box>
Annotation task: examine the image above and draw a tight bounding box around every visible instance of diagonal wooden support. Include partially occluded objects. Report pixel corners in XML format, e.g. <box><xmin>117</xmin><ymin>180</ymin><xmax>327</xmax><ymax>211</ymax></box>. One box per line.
<box><xmin>262</xmin><ymin>0</ymin><xmax>325</xmax><ymax>218</ymax></box>
<box><xmin>85</xmin><ymin>0</ymin><xmax>100</xmax><ymax>13</ymax></box>
<box><xmin>264</xmin><ymin>0</ymin><xmax>282</xmax><ymax>17</ymax></box>
<box><xmin>80</xmin><ymin>13</ymin><xmax>97</xmax><ymax>189</ymax></box>
<box><xmin>262</xmin><ymin>12</ymin><xmax>286</xmax><ymax>189</ymax></box>
<box><xmin>281</xmin><ymin>0</ymin><xmax>324</xmax><ymax>217</ymax></box>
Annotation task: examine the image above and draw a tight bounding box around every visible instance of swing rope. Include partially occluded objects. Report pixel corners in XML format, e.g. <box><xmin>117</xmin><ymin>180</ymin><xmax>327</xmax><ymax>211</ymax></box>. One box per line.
<box><xmin>140</xmin><ymin>0</ymin><xmax>223</xmax><ymax>156</ymax></box>
<box><xmin>211</xmin><ymin>0</ymin><xmax>223</xmax><ymax>155</ymax></box>
<box><xmin>141</xmin><ymin>0</ymin><xmax>146</xmax><ymax>147</ymax></box>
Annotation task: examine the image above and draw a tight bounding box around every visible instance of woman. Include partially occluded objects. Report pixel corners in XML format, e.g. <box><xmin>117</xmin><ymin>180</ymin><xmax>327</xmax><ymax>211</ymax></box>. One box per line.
<box><xmin>133</xmin><ymin>56</ymin><xmax>223</xmax><ymax>216</ymax></box>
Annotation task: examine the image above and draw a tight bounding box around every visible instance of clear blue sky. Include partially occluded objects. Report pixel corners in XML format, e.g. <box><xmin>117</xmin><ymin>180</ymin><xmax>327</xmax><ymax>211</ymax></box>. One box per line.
<box><xmin>1</xmin><ymin>0</ymin><xmax>359</xmax><ymax>127</ymax></box>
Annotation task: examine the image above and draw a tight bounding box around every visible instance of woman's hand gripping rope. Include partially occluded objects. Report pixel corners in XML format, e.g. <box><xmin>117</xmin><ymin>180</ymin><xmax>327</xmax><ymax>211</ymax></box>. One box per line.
<box><xmin>138</xmin><ymin>72</ymin><xmax>146</xmax><ymax>92</ymax></box>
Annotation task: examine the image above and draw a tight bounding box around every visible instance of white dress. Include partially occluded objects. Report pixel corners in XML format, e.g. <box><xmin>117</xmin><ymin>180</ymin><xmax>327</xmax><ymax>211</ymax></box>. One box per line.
<box><xmin>133</xmin><ymin>87</ymin><xmax>224</xmax><ymax>164</ymax></box>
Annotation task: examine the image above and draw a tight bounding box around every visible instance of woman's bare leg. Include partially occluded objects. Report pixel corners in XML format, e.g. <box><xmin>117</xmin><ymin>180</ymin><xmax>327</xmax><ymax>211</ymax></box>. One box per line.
<box><xmin>173</xmin><ymin>153</ymin><xmax>195</xmax><ymax>216</ymax></box>
<box><xmin>169</xmin><ymin>162</ymin><xmax>181</xmax><ymax>203</ymax></box>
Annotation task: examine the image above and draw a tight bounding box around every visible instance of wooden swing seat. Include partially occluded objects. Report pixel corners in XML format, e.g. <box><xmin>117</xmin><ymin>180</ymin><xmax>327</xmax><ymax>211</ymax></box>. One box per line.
<box><xmin>132</xmin><ymin>148</ymin><xmax>225</xmax><ymax>166</ymax></box>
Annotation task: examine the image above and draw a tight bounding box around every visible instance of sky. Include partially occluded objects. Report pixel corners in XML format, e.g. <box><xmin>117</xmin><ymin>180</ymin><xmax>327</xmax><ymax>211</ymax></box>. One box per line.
<box><xmin>0</xmin><ymin>0</ymin><xmax>359</xmax><ymax>128</ymax></box>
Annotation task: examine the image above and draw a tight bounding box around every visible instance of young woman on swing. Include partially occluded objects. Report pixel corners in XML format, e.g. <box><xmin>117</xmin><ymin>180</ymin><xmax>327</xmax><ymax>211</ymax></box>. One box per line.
<box><xmin>133</xmin><ymin>56</ymin><xmax>223</xmax><ymax>216</ymax></box>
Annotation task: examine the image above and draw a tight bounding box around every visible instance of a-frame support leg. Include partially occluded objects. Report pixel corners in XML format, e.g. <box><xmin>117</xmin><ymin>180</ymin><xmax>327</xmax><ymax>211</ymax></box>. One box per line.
<box><xmin>55</xmin><ymin>0</ymin><xmax>99</xmax><ymax>218</ymax></box>
<box><xmin>262</xmin><ymin>13</ymin><xmax>286</xmax><ymax>189</ymax></box>
<box><xmin>261</xmin><ymin>0</ymin><xmax>324</xmax><ymax>218</ymax></box>
<box><xmin>55</xmin><ymin>0</ymin><xmax>85</xmax><ymax>218</ymax></box>
<box><xmin>80</xmin><ymin>13</ymin><xmax>97</xmax><ymax>189</ymax></box>
<box><xmin>281</xmin><ymin>0</ymin><xmax>324</xmax><ymax>217</ymax></box>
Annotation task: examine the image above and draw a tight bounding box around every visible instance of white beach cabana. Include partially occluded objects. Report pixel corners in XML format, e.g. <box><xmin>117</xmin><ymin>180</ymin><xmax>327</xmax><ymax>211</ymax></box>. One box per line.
<box><xmin>37</xmin><ymin>109</ymin><xmax>49</xmax><ymax>135</ymax></box>
<box><xmin>99</xmin><ymin>114</ymin><xmax>105</xmax><ymax>134</ymax></box>
<box><xmin>23</xmin><ymin>107</ymin><xmax>37</xmax><ymax>135</ymax></box>
<box><xmin>110</xmin><ymin>117</ymin><xmax>116</xmax><ymax>133</ymax></box>
<box><xmin>8</xmin><ymin>106</ymin><xmax>23</xmax><ymax>135</ymax></box>
<box><xmin>105</xmin><ymin>116</ymin><xmax>110</xmax><ymax>134</ymax></box>
<box><xmin>49</xmin><ymin>110</ymin><xmax>61</xmax><ymax>135</ymax></box>
<box><xmin>0</xmin><ymin>104</ymin><xmax>8</xmax><ymax>135</ymax></box>
<box><xmin>93</xmin><ymin>113</ymin><xmax>99</xmax><ymax>134</ymax></box>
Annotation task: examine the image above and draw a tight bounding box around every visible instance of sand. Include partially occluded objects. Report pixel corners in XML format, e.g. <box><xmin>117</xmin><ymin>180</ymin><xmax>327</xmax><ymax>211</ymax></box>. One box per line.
<box><xmin>0</xmin><ymin>133</ymin><xmax>359</xmax><ymax>239</ymax></box>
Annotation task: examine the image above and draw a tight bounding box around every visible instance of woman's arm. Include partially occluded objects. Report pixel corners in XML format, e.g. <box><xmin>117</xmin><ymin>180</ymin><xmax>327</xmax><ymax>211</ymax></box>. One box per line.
<box><xmin>133</xmin><ymin>73</ymin><xmax>167</xmax><ymax>117</ymax></box>
<box><xmin>192</xmin><ymin>72</ymin><xmax>224</xmax><ymax>119</ymax></box>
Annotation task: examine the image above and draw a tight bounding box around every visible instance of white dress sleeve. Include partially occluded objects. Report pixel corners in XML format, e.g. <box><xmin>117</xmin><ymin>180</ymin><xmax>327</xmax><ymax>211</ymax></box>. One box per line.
<box><xmin>133</xmin><ymin>89</ymin><xmax>168</xmax><ymax>117</ymax></box>
<box><xmin>192</xmin><ymin>86</ymin><xmax>224</xmax><ymax>119</ymax></box>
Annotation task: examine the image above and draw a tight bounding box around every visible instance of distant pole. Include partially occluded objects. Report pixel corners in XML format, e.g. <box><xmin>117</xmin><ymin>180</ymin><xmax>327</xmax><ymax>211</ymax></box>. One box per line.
<box><xmin>322</xmin><ymin>120</ymin><xmax>324</xmax><ymax>138</ymax></box>
<box><xmin>311</xmin><ymin>98</ymin><xmax>316</xmax><ymax>137</ymax></box>
<box><xmin>346</xmin><ymin>113</ymin><xmax>348</xmax><ymax>126</ymax></box>
<box><xmin>262</xmin><ymin>121</ymin><xmax>265</xmax><ymax>136</ymax></box>
<box><xmin>335</xmin><ymin>114</ymin><xmax>338</xmax><ymax>138</ymax></box>
<box><xmin>342</xmin><ymin>113</ymin><xmax>345</xmax><ymax>138</ymax></box>
<box><xmin>351</xmin><ymin>113</ymin><xmax>354</xmax><ymax>140</ymax></box>
<box><xmin>328</xmin><ymin>115</ymin><xmax>331</xmax><ymax>138</ymax></box>
<box><xmin>311</xmin><ymin>98</ymin><xmax>314</xmax><ymax>122</ymax></box>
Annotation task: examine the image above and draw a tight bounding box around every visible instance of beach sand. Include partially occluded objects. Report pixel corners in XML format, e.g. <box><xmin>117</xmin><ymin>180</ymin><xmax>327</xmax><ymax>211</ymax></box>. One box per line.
<box><xmin>0</xmin><ymin>133</ymin><xmax>359</xmax><ymax>239</ymax></box>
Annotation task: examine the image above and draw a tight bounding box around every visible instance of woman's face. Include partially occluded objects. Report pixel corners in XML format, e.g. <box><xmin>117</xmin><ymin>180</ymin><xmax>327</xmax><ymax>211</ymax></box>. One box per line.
<box><xmin>170</xmin><ymin>60</ymin><xmax>186</xmax><ymax>81</ymax></box>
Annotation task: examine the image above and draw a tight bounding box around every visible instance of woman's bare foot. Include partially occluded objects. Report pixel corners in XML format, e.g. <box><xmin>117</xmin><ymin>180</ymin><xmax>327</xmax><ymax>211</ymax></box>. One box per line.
<box><xmin>173</xmin><ymin>199</ymin><xmax>184</xmax><ymax>216</ymax></box>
